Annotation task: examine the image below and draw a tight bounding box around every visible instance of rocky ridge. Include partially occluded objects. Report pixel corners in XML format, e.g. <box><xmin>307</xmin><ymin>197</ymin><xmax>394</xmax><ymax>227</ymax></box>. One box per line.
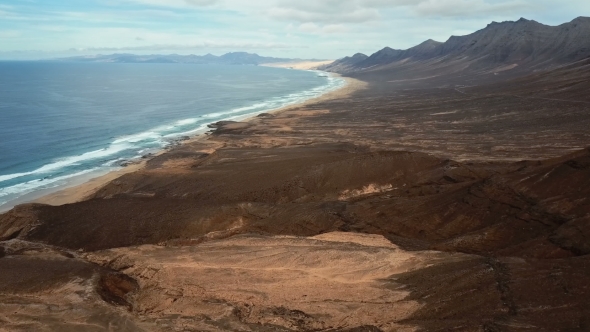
<box><xmin>322</xmin><ymin>17</ymin><xmax>590</xmax><ymax>80</ymax></box>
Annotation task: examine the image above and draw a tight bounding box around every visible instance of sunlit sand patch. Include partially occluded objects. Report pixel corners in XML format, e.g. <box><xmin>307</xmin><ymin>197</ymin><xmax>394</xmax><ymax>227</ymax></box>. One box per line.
<box><xmin>339</xmin><ymin>183</ymin><xmax>394</xmax><ymax>200</ymax></box>
<box><xmin>430</xmin><ymin>110</ymin><xmax>460</xmax><ymax>116</ymax></box>
<box><xmin>84</xmin><ymin>232</ymin><xmax>455</xmax><ymax>331</ymax></box>
<box><xmin>279</xmin><ymin>109</ymin><xmax>331</xmax><ymax>117</ymax></box>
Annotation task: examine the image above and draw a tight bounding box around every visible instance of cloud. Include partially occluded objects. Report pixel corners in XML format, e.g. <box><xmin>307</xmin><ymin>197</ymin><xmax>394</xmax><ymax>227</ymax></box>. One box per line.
<box><xmin>78</xmin><ymin>42</ymin><xmax>294</xmax><ymax>52</ymax></box>
<box><xmin>267</xmin><ymin>0</ymin><xmax>381</xmax><ymax>24</ymax></box>
<box><xmin>268</xmin><ymin>7</ymin><xmax>379</xmax><ymax>24</ymax></box>
<box><xmin>297</xmin><ymin>23</ymin><xmax>349</xmax><ymax>34</ymax></box>
<box><xmin>1</xmin><ymin>0</ymin><xmax>587</xmax><ymax>60</ymax></box>
<box><xmin>0</xmin><ymin>8</ymin><xmax>25</xmax><ymax>20</ymax></box>
<box><xmin>264</xmin><ymin>0</ymin><xmax>532</xmax><ymax>24</ymax></box>
<box><xmin>0</xmin><ymin>30</ymin><xmax>21</xmax><ymax>38</ymax></box>
<box><xmin>37</xmin><ymin>25</ymin><xmax>70</xmax><ymax>32</ymax></box>
<box><xmin>126</xmin><ymin>0</ymin><xmax>218</xmax><ymax>8</ymax></box>
<box><xmin>413</xmin><ymin>0</ymin><xmax>533</xmax><ymax>17</ymax></box>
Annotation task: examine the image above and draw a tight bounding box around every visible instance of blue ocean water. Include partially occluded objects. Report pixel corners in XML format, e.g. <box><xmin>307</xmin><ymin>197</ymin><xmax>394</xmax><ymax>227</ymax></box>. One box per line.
<box><xmin>0</xmin><ymin>62</ymin><xmax>344</xmax><ymax>209</ymax></box>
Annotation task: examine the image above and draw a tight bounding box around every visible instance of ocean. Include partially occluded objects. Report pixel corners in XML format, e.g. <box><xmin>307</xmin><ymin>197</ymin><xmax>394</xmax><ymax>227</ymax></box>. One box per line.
<box><xmin>0</xmin><ymin>62</ymin><xmax>344</xmax><ymax>210</ymax></box>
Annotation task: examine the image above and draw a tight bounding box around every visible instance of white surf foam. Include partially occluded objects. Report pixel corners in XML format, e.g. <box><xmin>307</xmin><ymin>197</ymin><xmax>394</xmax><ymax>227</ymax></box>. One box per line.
<box><xmin>175</xmin><ymin>118</ymin><xmax>198</xmax><ymax>126</ymax></box>
<box><xmin>0</xmin><ymin>167</ymin><xmax>101</xmax><ymax>207</ymax></box>
<box><xmin>0</xmin><ymin>143</ymin><xmax>132</xmax><ymax>184</ymax></box>
<box><xmin>0</xmin><ymin>71</ymin><xmax>345</xmax><ymax>208</ymax></box>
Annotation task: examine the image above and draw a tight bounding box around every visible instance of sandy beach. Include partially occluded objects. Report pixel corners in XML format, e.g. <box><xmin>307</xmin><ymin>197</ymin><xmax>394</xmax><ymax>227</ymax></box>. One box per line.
<box><xmin>19</xmin><ymin>72</ymin><xmax>363</xmax><ymax>210</ymax></box>
<box><xmin>31</xmin><ymin>162</ymin><xmax>146</xmax><ymax>207</ymax></box>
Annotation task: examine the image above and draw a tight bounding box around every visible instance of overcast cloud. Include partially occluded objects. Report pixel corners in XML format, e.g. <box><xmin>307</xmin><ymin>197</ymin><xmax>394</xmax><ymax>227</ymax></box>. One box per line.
<box><xmin>0</xmin><ymin>0</ymin><xmax>588</xmax><ymax>60</ymax></box>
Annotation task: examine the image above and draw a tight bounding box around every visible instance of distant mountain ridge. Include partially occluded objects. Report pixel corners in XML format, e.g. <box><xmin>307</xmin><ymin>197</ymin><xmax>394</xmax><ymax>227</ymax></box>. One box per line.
<box><xmin>57</xmin><ymin>52</ymin><xmax>310</xmax><ymax>65</ymax></box>
<box><xmin>322</xmin><ymin>53</ymin><xmax>368</xmax><ymax>72</ymax></box>
<box><xmin>322</xmin><ymin>17</ymin><xmax>590</xmax><ymax>78</ymax></box>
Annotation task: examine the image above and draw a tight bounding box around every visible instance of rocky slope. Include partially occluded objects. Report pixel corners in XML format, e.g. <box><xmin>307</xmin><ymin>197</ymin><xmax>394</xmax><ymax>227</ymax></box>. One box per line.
<box><xmin>319</xmin><ymin>53</ymin><xmax>368</xmax><ymax>72</ymax></box>
<box><xmin>322</xmin><ymin>17</ymin><xmax>590</xmax><ymax>81</ymax></box>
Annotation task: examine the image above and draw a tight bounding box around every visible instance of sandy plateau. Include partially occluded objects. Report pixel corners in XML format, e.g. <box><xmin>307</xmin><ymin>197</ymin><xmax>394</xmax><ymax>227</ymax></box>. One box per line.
<box><xmin>0</xmin><ymin>232</ymin><xmax>469</xmax><ymax>331</ymax></box>
<box><xmin>81</xmin><ymin>232</ymin><xmax>463</xmax><ymax>331</ymax></box>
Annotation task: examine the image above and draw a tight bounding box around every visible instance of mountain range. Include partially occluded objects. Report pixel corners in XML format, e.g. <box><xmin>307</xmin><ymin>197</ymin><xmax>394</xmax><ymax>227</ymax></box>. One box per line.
<box><xmin>57</xmin><ymin>52</ymin><xmax>305</xmax><ymax>65</ymax></box>
<box><xmin>322</xmin><ymin>17</ymin><xmax>590</xmax><ymax>81</ymax></box>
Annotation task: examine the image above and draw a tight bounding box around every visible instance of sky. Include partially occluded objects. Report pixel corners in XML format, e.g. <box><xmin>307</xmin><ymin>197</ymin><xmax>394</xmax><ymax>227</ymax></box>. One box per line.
<box><xmin>0</xmin><ymin>0</ymin><xmax>589</xmax><ymax>60</ymax></box>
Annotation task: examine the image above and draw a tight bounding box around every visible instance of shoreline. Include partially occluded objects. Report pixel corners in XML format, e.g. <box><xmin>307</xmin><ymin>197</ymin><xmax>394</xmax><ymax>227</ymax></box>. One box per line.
<box><xmin>0</xmin><ymin>72</ymin><xmax>364</xmax><ymax>213</ymax></box>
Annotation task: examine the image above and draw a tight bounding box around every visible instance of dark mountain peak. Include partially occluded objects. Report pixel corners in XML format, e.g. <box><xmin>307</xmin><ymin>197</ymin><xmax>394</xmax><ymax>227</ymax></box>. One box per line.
<box><xmin>414</xmin><ymin>39</ymin><xmax>442</xmax><ymax>49</ymax></box>
<box><xmin>343</xmin><ymin>53</ymin><xmax>369</xmax><ymax>62</ymax></box>
<box><xmin>392</xmin><ymin>39</ymin><xmax>443</xmax><ymax>60</ymax></box>
<box><xmin>515</xmin><ymin>17</ymin><xmax>544</xmax><ymax>27</ymax></box>
<box><xmin>571</xmin><ymin>16</ymin><xmax>590</xmax><ymax>22</ymax></box>
<box><xmin>380</xmin><ymin>46</ymin><xmax>397</xmax><ymax>52</ymax></box>
<box><xmin>422</xmin><ymin>39</ymin><xmax>441</xmax><ymax>45</ymax></box>
<box><xmin>342</xmin><ymin>41</ymin><xmax>444</xmax><ymax>70</ymax></box>
<box><xmin>318</xmin><ymin>52</ymin><xmax>368</xmax><ymax>71</ymax></box>
<box><xmin>324</xmin><ymin>17</ymin><xmax>590</xmax><ymax>76</ymax></box>
<box><xmin>372</xmin><ymin>47</ymin><xmax>403</xmax><ymax>57</ymax></box>
<box><xmin>485</xmin><ymin>17</ymin><xmax>542</xmax><ymax>29</ymax></box>
<box><xmin>340</xmin><ymin>53</ymin><xmax>368</xmax><ymax>63</ymax></box>
<box><xmin>568</xmin><ymin>16</ymin><xmax>590</xmax><ymax>27</ymax></box>
<box><xmin>486</xmin><ymin>19</ymin><xmax>518</xmax><ymax>27</ymax></box>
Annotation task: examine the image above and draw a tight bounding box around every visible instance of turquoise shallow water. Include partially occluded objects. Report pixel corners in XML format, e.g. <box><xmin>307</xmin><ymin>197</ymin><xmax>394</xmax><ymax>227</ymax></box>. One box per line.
<box><xmin>0</xmin><ymin>62</ymin><xmax>344</xmax><ymax>209</ymax></box>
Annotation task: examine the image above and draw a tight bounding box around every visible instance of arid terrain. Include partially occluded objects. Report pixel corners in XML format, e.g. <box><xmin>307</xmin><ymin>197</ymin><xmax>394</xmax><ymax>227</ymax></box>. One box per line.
<box><xmin>2</xmin><ymin>17</ymin><xmax>590</xmax><ymax>332</ymax></box>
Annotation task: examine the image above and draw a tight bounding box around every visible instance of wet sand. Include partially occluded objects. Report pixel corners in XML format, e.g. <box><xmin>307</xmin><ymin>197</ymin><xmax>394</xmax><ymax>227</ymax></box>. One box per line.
<box><xmin>31</xmin><ymin>163</ymin><xmax>147</xmax><ymax>207</ymax></box>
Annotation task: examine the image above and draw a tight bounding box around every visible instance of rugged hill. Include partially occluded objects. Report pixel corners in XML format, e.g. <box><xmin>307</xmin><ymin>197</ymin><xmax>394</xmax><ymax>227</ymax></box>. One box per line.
<box><xmin>323</xmin><ymin>17</ymin><xmax>590</xmax><ymax>80</ymax></box>
<box><xmin>353</xmin><ymin>39</ymin><xmax>442</xmax><ymax>68</ymax></box>
<box><xmin>318</xmin><ymin>53</ymin><xmax>367</xmax><ymax>72</ymax></box>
